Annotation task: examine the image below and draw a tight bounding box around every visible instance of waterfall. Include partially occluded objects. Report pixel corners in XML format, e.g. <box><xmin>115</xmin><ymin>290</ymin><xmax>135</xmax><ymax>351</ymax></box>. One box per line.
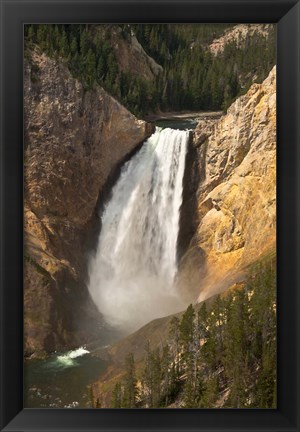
<box><xmin>88</xmin><ymin>127</ymin><xmax>189</xmax><ymax>332</ymax></box>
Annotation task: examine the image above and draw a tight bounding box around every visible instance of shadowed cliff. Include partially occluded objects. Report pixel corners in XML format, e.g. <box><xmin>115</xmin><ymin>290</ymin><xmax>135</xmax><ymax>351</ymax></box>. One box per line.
<box><xmin>24</xmin><ymin>49</ymin><xmax>154</xmax><ymax>356</ymax></box>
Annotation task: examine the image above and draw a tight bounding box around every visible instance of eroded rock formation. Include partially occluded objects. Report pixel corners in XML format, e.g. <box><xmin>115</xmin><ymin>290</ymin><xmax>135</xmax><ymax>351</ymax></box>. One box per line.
<box><xmin>95</xmin><ymin>25</ymin><xmax>163</xmax><ymax>81</ymax></box>
<box><xmin>178</xmin><ymin>66</ymin><xmax>276</xmax><ymax>302</ymax></box>
<box><xmin>24</xmin><ymin>49</ymin><xmax>154</xmax><ymax>356</ymax></box>
<box><xmin>209</xmin><ymin>24</ymin><xmax>273</xmax><ymax>56</ymax></box>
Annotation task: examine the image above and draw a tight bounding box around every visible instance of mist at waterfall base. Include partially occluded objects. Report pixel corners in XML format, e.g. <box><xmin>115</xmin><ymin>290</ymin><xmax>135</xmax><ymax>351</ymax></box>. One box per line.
<box><xmin>88</xmin><ymin>128</ymin><xmax>190</xmax><ymax>333</ymax></box>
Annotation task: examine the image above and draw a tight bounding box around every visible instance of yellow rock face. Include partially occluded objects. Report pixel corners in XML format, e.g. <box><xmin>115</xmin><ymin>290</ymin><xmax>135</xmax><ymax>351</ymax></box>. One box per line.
<box><xmin>179</xmin><ymin>67</ymin><xmax>276</xmax><ymax>303</ymax></box>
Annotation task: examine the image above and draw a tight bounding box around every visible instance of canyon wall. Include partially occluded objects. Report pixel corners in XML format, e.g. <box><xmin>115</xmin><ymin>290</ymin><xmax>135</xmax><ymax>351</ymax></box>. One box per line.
<box><xmin>179</xmin><ymin>66</ymin><xmax>276</xmax><ymax>302</ymax></box>
<box><xmin>24</xmin><ymin>49</ymin><xmax>153</xmax><ymax>356</ymax></box>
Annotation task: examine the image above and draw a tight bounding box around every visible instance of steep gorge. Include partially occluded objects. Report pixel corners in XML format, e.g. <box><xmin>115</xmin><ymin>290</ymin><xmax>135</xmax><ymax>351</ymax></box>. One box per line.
<box><xmin>24</xmin><ymin>49</ymin><xmax>276</xmax><ymax>357</ymax></box>
<box><xmin>24</xmin><ymin>49</ymin><xmax>154</xmax><ymax>356</ymax></box>
<box><xmin>94</xmin><ymin>67</ymin><xmax>276</xmax><ymax>405</ymax></box>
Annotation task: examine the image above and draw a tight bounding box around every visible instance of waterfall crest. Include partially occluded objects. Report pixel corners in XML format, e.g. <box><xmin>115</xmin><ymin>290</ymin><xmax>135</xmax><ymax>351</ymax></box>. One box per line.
<box><xmin>88</xmin><ymin>128</ymin><xmax>189</xmax><ymax>331</ymax></box>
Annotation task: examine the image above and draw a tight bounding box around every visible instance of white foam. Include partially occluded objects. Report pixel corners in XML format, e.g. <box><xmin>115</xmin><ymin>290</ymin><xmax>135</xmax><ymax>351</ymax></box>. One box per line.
<box><xmin>56</xmin><ymin>347</ymin><xmax>90</xmax><ymax>366</ymax></box>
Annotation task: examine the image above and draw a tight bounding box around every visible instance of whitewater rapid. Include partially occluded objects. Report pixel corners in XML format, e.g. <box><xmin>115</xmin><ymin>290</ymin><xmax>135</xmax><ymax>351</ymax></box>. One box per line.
<box><xmin>56</xmin><ymin>347</ymin><xmax>90</xmax><ymax>367</ymax></box>
<box><xmin>88</xmin><ymin>127</ymin><xmax>189</xmax><ymax>331</ymax></box>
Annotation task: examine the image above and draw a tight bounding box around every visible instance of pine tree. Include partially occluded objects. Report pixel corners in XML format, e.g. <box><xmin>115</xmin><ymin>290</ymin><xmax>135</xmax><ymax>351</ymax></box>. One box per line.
<box><xmin>53</xmin><ymin>25</ymin><xmax>61</xmax><ymax>53</ymax></box>
<box><xmin>213</xmin><ymin>295</ymin><xmax>225</xmax><ymax>363</ymax></box>
<box><xmin>160</xmin><ymin>345</ymin><xmax>171</xmax><ymax>406</ymax></box>
<box><xmin>82</xmin><ymin>48</ymin><xmax>97</xmax><ymax>89</ymax></box>
<box><xmin>96</xmin><ymin>57</ymin><xmax>105</xmax><ymax>82</ymax></box>
<box><xmin>169</xmin><ymin>316</ymin><xmax>180</xmax><ymax>375</ymax></box>
<box><xmin>122</xmin><ymin>353</ymin><xmax>138</xmax><ymax>408</ymax></box>
<box><xmin>198</xmin><ymin>303</ymin><xmax>208</xmax><ymax>339</ymax></box>
<box><xmin>179</xmin><ymin>304</ymin><xmax>195</xmax><ymax>355</ymax></box>
<box><xmin>141</xmin><ymin>341</ymin><xmax>153</xmax><ymax>407</ymax></box>
<box><xmin>36</xmin><ymin>24</ymin><xmax>48</xmax><ymax>51</ymax></box>
<box><xmin>89</xmin><ymin>385</ymin><xmax>95</xmax><ymax>408</ymax></box>
<box><xmin>183</xmin><ymin>373</ymin><xmax>197</xmax><ymax>408</ymax></box>
<box><xmin>199</xmin><ymin>375</ymin><xmax>219</xmax><ymax>408</ymax></box>
<box><xmin>59</xmin><ymin>29</ymin><xmax>69</xmax><ymax>58</ymax></box>
<box><xmin>26</xmin><ymin>25</ymin><xmax>35</xmax><ymax>44</ymax></box>
<box><xmin>80</xmin><ymin>29</ymin><xmax>89</xmax><ymax>55</ymax></box>
<box><xmin>141</xmin><ymin>342</ymin><xmax>162</xmax><ymax>407</ymax></box>
<box><xmin>70</xmin><ymin>35</ymin><xmax>78</xmax><ymax>55</ymax></box>
<box><xmin>151</xmin><ymin>348</ymin><xmax>162</xmax><ymax>407</ymax></box>
<box><xmin>249</xmin><ymin>260</ymin><xmax>276</xmax><ymax>408</ymax></box>
<box><xmin>223</xmin><ymin>289</ymin><xmax>249</xmax><ymax>407</ymax></box>
<box><xmin>111</xmin><ymin>382</ymin><xmax>123</xmax><ymax>408</ymax></box>
<box><xmin>194</xmin><ymin>366</ymin><xmax>205</xmax><ymax>407</ymax></box>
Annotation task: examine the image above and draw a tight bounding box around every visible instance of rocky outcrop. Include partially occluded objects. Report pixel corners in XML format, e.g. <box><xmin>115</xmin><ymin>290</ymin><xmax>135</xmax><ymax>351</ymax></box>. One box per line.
<box><xmin>95</xmin><ymin>25</ymin><xmax>163</xmax><ymax>81</ymax></box>
<box><xmin>178</xmin><ymin>66</ymin><xmax>276</xmax><ymax>302</ymax></box>
<box><xmin>117</xmin><ymin>32</ymin><xmax>163</xmax><ymax>79</ymax></box>
<box><xmin>24</xmin><ymin>49</ymin><xmax>154</xmax><ymax>356</ymax></box>
<box><xmin>209</xmin><ymin>24</ymin><xmax>273</xmax><ymax>56</ymax></box>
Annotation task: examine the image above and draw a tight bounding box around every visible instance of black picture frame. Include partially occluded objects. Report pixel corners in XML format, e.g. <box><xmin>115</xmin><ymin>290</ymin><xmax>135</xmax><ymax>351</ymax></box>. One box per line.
<box><xmin>0</xmin><ymin>0</ymin><xmax>299</xmax><ymax>431</ymax></box>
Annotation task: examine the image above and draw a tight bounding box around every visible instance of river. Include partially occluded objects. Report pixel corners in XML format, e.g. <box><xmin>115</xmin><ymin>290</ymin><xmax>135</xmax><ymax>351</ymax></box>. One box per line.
<box><xmin>24</xmin><ymin>347</ymin><xmax>107</xmax><ymax>408</ymax></box>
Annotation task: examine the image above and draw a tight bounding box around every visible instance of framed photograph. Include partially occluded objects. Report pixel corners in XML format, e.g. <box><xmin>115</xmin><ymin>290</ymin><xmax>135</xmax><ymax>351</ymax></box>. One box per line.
<box><xmin>0</xmin><ymin>0</ymin><xmax>299</xmax><ymax>431</ymax></box>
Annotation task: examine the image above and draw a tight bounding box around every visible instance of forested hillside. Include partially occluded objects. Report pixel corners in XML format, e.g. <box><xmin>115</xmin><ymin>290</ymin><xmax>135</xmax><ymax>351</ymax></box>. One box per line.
<box><xmin>25</xmin><ymin>24</ymin><xmax>276</xmax><ymax>117</ymax></box>
<box><xmin>98</xmin><ymin>257</ymin><xmax>276</xmax><ymax>409</ymax></box>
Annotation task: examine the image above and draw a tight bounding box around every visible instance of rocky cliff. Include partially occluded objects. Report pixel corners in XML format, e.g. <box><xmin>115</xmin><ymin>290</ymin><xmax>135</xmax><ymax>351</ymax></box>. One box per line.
<box><xmin>209</xmin><ymin>24</ymin><xmax>273</xmax><ymax>56</ymax></box>
<box><xmin>24</xmin><ymin>49</ymin><xmax>154</xmax><ymax>356</ymax></box>
<box><xmin>178</xmin><ymin>66</ymin><xmax>276</xmax><ymax>302</ymax></box>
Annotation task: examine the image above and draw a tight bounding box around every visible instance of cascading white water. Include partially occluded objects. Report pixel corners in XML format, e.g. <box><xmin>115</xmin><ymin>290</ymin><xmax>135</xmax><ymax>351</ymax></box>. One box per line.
<box><xmin>88</xmin><ymin>127</ymin><xmax>189</xmax><ymax>332</ymax></box>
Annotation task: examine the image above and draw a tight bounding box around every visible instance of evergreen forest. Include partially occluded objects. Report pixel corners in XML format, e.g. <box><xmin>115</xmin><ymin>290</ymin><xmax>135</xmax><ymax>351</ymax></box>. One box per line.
<box><xmin>100</xmin><ymin>258</ymin><xmax>276</xmax><ymax>409</ymax></box>
<box><xmin>24</xmin><ymin>24</ymin><xmax>276</xmax><ymax>117</ymax></box>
